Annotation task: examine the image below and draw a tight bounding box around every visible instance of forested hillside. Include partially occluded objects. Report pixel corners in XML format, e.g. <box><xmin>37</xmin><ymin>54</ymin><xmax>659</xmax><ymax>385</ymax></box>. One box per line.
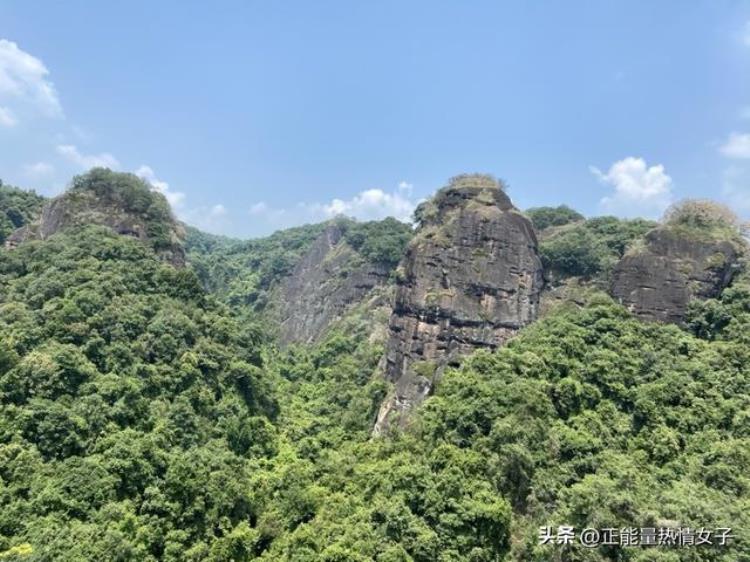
<box><xmin>0</xmin><ymin>171</ymin><xmax>749</xmax><ymax>561</ymax></box>
<box><xmin>186</xmin><ymin>217</ymin><xmax>412</xmax><ymax>342</ymax></box>
<box><xmin>0</xmin><ymin>225</ymin><xmax>279</xmax><ymax>559</ymax></box>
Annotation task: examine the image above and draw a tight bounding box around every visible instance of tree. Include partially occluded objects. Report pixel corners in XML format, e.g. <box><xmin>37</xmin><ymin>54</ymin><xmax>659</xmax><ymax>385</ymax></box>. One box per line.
<box><xmin>539</xmin><ymin>216</ymin><xmax>656</xmax><ymax>278</ymax></box>
<box><xmin>525</xmin><ymin>205</ymin><xmax>584</xmax><ymax>231</ymax></box>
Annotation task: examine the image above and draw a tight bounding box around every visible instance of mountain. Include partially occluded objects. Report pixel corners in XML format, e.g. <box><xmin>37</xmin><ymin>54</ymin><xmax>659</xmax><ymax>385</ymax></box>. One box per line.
<box><xmin>1</xmin><ymin>170</ymin><xmax>749</xmax><ymax>561</ymax></box>
<box><xmin>276</xmin><ymin>218</ymin><xmax>410</xmax><ymax>345</ymax></box>
<box><xmin>0</xmin><ymin>224</ymin><xmax>277</xmax><ymax>559</ymax></box>
<box><xmin>5</xmin><ymin>168</ymin><xmax>186</xmax><ymax>266</ymax></box>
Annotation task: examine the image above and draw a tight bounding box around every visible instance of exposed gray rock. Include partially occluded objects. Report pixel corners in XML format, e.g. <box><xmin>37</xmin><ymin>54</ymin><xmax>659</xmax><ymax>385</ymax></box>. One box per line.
<box><xmin>277</xmin><ymin>222</ymin><xmax>391</xmax><ymax>345</ymax></box>
<box><xmin>610</xmin><ymin>227</ymin><xmax>743</xmax><ymax>324</ymax></box>
<box><xmin>374</xmin><ymin>175</ymin><xmax>544</xmax><ymax>433</ymax></box>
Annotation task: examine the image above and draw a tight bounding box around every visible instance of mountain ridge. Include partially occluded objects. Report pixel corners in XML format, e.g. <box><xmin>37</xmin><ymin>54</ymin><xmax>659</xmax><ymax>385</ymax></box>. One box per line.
<box><xmin>2</xmin><ymin>169</ymin><xmax>750</xmax><ymax>560</ymax></box>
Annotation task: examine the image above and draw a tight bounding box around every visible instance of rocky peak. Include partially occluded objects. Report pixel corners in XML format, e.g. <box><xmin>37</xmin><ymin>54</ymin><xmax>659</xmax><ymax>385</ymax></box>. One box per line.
<box><xmin>415</xmin><ymin>174</ymin><xmax>515</xmax><ymax>227</ymax></box>
<box><xmin>374</xmin><ymin>174</ymin><xmax>544</xmax><ymax>433</ymax></box>
<box><xmin>4</xmin><ymin>168</ymin><xmax>186</xmax><ymax>267</ymax></box>
<box><xmin>610</xmin><ymin>225</ymin><xmax>745</xmax><ymax>324</ymax></box>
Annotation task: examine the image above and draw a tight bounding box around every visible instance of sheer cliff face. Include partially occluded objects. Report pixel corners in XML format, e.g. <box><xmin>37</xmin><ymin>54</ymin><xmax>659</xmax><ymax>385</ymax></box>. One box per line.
<box><xmin>277</xmin><ymin>223</ymin><xmax>391</xmax><ymax>345</ymax></box>
<box><xmin>375</xmin><ymin>177</ymin><xmax>544</xmax><ymax>432</ymax></box>
<box><xmin>610</xmin><ymin>227</ymin><xmax>742</xmax><ymax>324</ymax></box>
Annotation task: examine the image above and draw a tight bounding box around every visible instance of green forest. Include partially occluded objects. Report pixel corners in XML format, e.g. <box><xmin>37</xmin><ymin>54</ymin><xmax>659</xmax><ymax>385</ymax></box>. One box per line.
<box><xmin>0</xmin><ymin>171</ymin><xmax>749</xmax><ymax>561</ymax></box>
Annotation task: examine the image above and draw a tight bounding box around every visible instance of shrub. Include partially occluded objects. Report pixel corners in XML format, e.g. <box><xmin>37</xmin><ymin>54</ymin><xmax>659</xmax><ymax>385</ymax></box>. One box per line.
<box><xmin>663</xmin><ymin>199</ymin><xmax>740</xmax><ymax>231</ymax></box>
<box><xmin>539</xmin><ymin>216</ymin><xmax>656</xmax><ymax>278</ymax></box>
<box><xmin>446</xmin><ymin>173</ymin><xmax>504</xmax><ymax>190</ymax></box>
<box><xmin>343</xmin><ymin>217</ymin><xmax>412</xmax><ymax>268</ymax></box>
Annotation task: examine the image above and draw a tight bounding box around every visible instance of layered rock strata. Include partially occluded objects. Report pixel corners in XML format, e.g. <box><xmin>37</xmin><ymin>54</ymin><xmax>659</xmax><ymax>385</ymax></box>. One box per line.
<box><xmin>610</xmin><ymin>227</ymin><xmax>742</xmax><ymax>324</ymax></box>
<box><xmin>375</xmin><ymin>175</ymin><xmax>544</xmax><ymax>432</ymax></box>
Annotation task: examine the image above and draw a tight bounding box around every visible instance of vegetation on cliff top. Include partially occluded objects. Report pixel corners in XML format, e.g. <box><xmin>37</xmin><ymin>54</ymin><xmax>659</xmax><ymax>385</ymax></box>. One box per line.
<box><xmin>661</xmin><ymin>199</ymin><xmax>747</xmax><ymax>246</ymax></box>
<box><xmin>66</xmin><ymin>168</ymin><xmax>183</xmax><ymax>252</ymax></box>
<box><xmin>413</xmin><ymin>174</ymin><xmax>507</xmax><ymax>228</ymax></box>
<box><xmin>539</xmin><ymin>216</ymin><xmax>657</xmax><ymax>279</ymax></box>
<box><xmin>525</xmin><ymin>205</ymin><xmax>584</xmax><ymax>231</ymax></box>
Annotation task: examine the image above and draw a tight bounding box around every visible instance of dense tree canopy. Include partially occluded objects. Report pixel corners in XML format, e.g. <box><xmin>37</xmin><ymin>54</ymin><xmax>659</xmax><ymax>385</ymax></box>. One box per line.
<box><xmin>342</xmin><ymin>217</ymin><xmax>413</xmax><ymax>269</ymax></box>
<box><xmin>187</xmin><ymin>222</ymin><xmax>327</xmax><ymax>314</ymax></box>
<box><xmin>418</xmin><ymin>284</ymin><xmax>750</xmax><ymax>561</ymax></box>
<box><xmin>0</xmin><ymin>227</ymin><xmax>277</xmax><ymax>560</ymax></box>
<box><xmin>539</xmin><ymin>216</ymin><xmax>656</xmax><ymax>279</ymax></box>
<box><xmin>0</xmin><ymin>218</ymin><xmax>501</xmax><ymax>561</ymax></box>
<box><xmin>1</xmin><ymin>178</ymin><xmax>748</xmax><ymax>561</ymax></box>
<box><xmin>525</xmin><ymin>205</ymin><xmax>584</xmax><ymax>232</ymax></box>
<box><xmin>68</xmin><ymin>168</ymin><xmax>182</xmax><ymax>252</ymax></box>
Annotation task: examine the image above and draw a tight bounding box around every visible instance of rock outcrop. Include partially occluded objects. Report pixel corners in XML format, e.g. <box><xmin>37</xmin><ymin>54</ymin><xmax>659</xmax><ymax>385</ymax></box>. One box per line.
<box><xmin>277</xmin><ymin>221</ymin><xmax>392</xmax><ymax>345</ymax></box>
<box><xmin>610</xmin><ymin>226</ymin><xmax>743</xmax><ymax>324</ymax></box>
<box><xmin>5</xmin><ymin>168</ymin><xmax>185</xmax><ymax>266</ymax></box>
<box><xmin>374</xmin><ymin>175</ymin><xmax>544</xmax><ymax>432</ymax></box>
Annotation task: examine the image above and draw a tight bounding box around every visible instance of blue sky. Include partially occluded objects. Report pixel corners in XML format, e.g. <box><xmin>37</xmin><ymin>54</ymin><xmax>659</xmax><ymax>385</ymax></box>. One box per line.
<box><xmin>0</xmin><ymin>1</ymin><xmax>749</xmax><ymax>237</ymax></box>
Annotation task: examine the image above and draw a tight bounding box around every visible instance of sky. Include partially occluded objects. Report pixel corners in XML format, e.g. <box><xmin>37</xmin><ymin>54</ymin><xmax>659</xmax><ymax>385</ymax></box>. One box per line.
<box><xmin>0</xmin><ymin>1</ymin><xmax>749</xmax><ymax>238</ymax></box>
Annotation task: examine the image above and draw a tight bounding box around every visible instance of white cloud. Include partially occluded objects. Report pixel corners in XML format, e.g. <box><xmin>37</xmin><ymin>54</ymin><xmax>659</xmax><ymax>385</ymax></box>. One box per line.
<box><xmin>307</xmin><ymin>188</ymin><xmax>417</xmax><ymax>222</ymax></box>
<box><xmin>210</xmin><ymin>204</ymin><xmax>227</xmax><ymax>218</ymax></box>
<box><xmin>23</xmin><ymin>161</ymin><xmax>54</xmax><ymax>180</ymax></box>
<box><xmin>591</xmin><ymin>156</ymin><xmax>673</xmax><ymax>217</ymax></box>
<box><xmin>740</xmin><ymin>107</ymin><xmax>750</xmax><ymax>120</ymax></box>
<box><xmin>0</xmin><ymin>105</ymin><xmax>16</xmax><ymax>127</ymax></box>
<box><xmin>249</xmin><ymin>202</ymin><xmax>269</xmax><ymax>215</ymax></box>
<box><xmin>719</xmin><ymin>132</ymin><xmax>750</xmax><ymax>159</ymax></box>
<box><xmin>398</xmin><ymin>181</ymin><xmax>413</xmax><ymax>195</ymax></box>
<box><xmin>249</xmin><ymin>201</ymin><xmax>288</xmax><ymax>223</ymax></box>
<box><xmin>57</xmin><ymin>144</ymin><xmax>120</xmax><ymax>170</ymax></box>
<box><xmin>134</xmin><ymin>165</ymin><xmax>185</xmax><ymax>208</ymax></box>
<box><xmin>0</xmin><ymin>39</ymin><xmax>62</xmax><ymax>123</ymax></box>
<box><xmin>248</xmin><ymin>183</ymin><xmax>420</xmax><ymax>232</ymax></box>
<box><xmin>179</xmin><ymin>203</ymin><xmax>230</xmax><ymax>233</ymax></box>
